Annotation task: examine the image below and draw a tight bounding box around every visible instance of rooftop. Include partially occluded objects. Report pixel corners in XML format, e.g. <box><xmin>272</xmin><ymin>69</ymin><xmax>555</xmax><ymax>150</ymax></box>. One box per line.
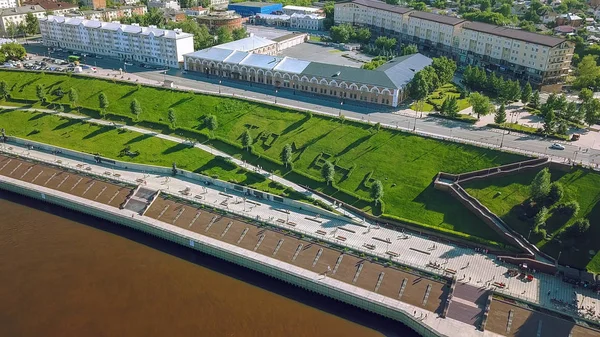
<box><xmin>22</xmin><ymin>0</ymin><xmax>78</xmax><ymax>10</ymax></box>
<box><xmin>215</xmin><ymin>35</ymin><xmax>276</xmax><ymax>51</ymax></box>
<box><xmin>229</xmin><ymin>1</ymin><xmax>282</xmax><ymax>7</ymax></box>
<box><xmin>339</xmin><ymin>0</ymin><xmax>413</xmax><ymax>15</ymax></box>
<box><xmin>282</xmin><ymin>5</ymin><xmax>320</xmax><ymax>11</ymax></box>
<box><xmin>0</xmin><ymin>5</ymin><xmax>45</xmax><ymax>16</ymax></box>
<box><xmin>301</xmin><ymin>62</ymin><xmax>397</xmax><ymax>88</ymax></box>
<box><xmin>409</xmin><ymin>11</ymin><xmax>465</xmax><ymax>26</ymax></box>
<box><xmin>463</xmin><ymin>21</ymin><xmax>567</xmax><ymax>47</ymax></box>
<box><xmin>41</xmin><ymin>15</ymin><xmax>194</xmax><ymax>39</ymax></box>
<box><xmin>376</xmin><ymin>53</ymin><xmax>433</xmax><ymax>88</ymax></box>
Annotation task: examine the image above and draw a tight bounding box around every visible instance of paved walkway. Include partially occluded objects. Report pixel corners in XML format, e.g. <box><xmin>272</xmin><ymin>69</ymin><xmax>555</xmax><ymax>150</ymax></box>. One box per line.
<box><xmin>3</xmin><ymin>142</ymin><xmax>600</xmax><ymax>326</ymax></box>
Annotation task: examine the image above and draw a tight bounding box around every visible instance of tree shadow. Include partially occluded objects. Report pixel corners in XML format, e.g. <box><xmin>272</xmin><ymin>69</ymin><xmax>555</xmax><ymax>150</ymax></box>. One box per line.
<box><xmin>337</xmin><ymin>133</ymin><xmax>373</xmax><ymax>157</ymax></box>
<box><xmin>52</xmin><ymin>118</ymin><xmax>80</xmax><ymax>131</ymax></box>
<box><xmin>281</xmin><ymin>115</ymin><xmax>310</xmax><ymax>135</ymax></box>
<box><xmin>120</xmin><ymin>89</ymin><xmax>138</xmax><ymax>100</ymax></box>
<box><xmin>161</xmin><ymin>142</ymin><xmax>188</xmax><ymax>155</ymax></box>
<box><xmin>82</xmin><ymin>125</ymin><xmax>113</xmax><ymax>140</ymax></box>
<box><xmin>169</xmin><ymin>96</ymin><xmax>194</xmax><ymax>108</ymax></box>
<box><xmin>124</xmin><ymin>133</ymin><xmax>154</xmax><ymax>145</ymax></box>
<box><xmin>28</xmin><ymin>112</ymin><xmax>48</xmax><ymax>121</ymax></box>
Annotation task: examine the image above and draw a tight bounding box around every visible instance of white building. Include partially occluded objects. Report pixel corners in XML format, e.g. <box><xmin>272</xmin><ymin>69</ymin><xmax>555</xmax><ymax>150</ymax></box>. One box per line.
<box><xmin>334</xmin><ymin>0</ymin><xmax>574</xmax><ymax>85</ymax></box>
<box><xmin>0</xmin><ymin>0</ymin><xmax>18</xmax><ymax>9</ymax></box>
<box><xmin>290</xmin><ymin>13</ymin><xmax>324</xmax><ymax>31</ymax></box>
<box><xmin>282</xmin><ymin>5</ymin><xmax>320</xmax><ymax>15</ymax></box>
<box><xmin>39</xmin><ymin>15</ymin><xmax>194</xmax><ymax>67</ymax></box>
<box><xmin>0</xmin><ymin>5</ymin><xmax>46</xmax><ymax>37</ymax></box>
<box><xmin>148</xmin><ymin>0</ymin><xmax>179</xmax><ymax>11</ymax></box>
<box><xmin>209</xmin><ymin>0</ymin><xmax>229</xmax><ymax>8</ymax></box>
<box><xmin>184</xmin><ymin>6</ymin><xmax>208</xmax><ymax>16</ymax></box>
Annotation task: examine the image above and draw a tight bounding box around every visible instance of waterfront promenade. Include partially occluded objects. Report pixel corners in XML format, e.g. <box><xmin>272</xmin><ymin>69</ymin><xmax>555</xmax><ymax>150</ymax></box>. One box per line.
<box><xmin>1</xmin><ymin>144</ymin><xmax>599</xmax><ymax>336</ymax></box>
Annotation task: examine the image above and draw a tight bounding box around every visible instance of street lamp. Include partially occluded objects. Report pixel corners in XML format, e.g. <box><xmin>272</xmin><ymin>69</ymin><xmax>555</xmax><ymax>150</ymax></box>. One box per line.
<box><xmin>500</xmin><ymin>130</ymin><xmax>506</xmax><ymax>148</ymax></box>
<box><xmin>339</xmin><ymin>101</ymin><xmax>343</xmax><ymax>117</ymax></box>
<box><xmin>219</xmin><ymin>80</ymin><xmax>222</xmax><ymax>94</ymax></box>
<box><xmin>275</xmin><ymin>89</ymin><xmax>278</xmax><ymax>104</ymax></box>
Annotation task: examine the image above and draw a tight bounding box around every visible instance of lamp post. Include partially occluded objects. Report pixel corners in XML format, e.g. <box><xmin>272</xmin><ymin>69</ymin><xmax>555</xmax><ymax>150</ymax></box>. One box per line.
<box><xmin>275</xmin><ymin>89</ymin><xmax>278</xmax><ymax>104</ymax></box>
<box><xmin>218</xmin><ymin>80</ymin><xmax>222</xmax><ymax>94</ymax></box>
<box><xmin>500</xmin><ymin>130</ymin><xmax>506</xmax><ymax>148</ymax></box>
<box><xmin>339</xmin><ymin>101</ymin><xmax>343</xmax><ymax>117</ymax></box>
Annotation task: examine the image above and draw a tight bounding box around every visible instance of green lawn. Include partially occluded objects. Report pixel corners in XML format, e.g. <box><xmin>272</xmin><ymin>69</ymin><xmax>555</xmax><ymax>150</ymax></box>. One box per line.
<box><xmin>0</xmin><ymin>109</ymin><xmax>292</xmax><ymax>197</ymax></box>
<box><xmin>0</xmin><ymin>70</ymin><xmax>526</xmax><ymax>244</ymax></box>
<box><xmin>410</xmin><ymin>83</ymin><xmax>470</xmax><ymax>112</ymax></box>
<box><xmin>463</xmin><ymin>168</ymin><xmax>600</xmax><ymax>272</ymax></box>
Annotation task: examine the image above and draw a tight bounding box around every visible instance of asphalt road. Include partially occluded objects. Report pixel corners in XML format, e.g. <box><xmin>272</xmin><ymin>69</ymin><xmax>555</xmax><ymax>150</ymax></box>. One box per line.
<box><xmin>23</xmin><ymin>43</ymin><xmax>600</xmax><ymax>168</ymax></box>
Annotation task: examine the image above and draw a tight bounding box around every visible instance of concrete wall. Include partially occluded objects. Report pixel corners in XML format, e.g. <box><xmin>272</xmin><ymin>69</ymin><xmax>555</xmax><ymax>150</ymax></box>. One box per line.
<box><xmin>0</xmin><ymin>176</ymin><xmax>446</xmax><ymax>337</ymax></box>
<box><xmin>7</xmin><ymin>136</ymin><xmax>348</xmax><ymax>222</ymax></box>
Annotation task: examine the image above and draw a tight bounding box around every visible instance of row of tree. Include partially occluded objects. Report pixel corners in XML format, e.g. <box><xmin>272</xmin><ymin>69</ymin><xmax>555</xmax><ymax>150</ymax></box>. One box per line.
<box><xmin>0</xmin><ymin>43</ymin><xmax>27</xmax><ymax>63</ymax></box>
<box><xmin>462</xmin><ymin>65</ymin><xmax>532</xmax><ymax>104</ymax></box>
<box><xmin>3</xmin><ymin>13</ymin><xmax>39</xmax><ymax>38</ymax></box>
<box><xmin>408</xmin><ymin>57</ymin><xmax>458</xmax><ymax>109</ymax></box>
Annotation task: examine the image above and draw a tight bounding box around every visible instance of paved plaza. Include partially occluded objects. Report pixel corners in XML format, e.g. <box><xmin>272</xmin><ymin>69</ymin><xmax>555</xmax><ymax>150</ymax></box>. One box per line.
<box><xmin>277</xmin><ymin>43</ymin><xmax>372</xmax><ymax>68</ymax></box>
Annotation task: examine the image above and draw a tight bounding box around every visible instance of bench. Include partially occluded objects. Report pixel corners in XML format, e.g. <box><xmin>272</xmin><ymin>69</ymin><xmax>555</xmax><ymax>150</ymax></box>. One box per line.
<box><xmin>316</xmin><ymin>230</ymin><xmax>327</xmax><ymax>235</ymax></box>
<box><xmin>277</xmin><ymin>218</ymin><xmax>286</xmax><ymax>223</ymax></box>
<box><xmin>194</xmin><ymin>195</ymin><xmax>203</xmax><ymax>200</ymax></box>
<box><xmin>493</xmin><ymin>282</ymin><xmax>506</xmax><ymax>288</ymax></box>
<box><xmin>445</xmin><ymin>268</ymin><xmax>457</xmax><ymax>274</ymax></box>
<box><xmin>113</xmin><ymin>173</ymin><xmax>121</xmax><ymax>177</ymax></box>
<box><xmin>363</xmin><ymin>243</ymin><xmax>376</xmax><ymax>250</ymax></box>
<box><xmin>338</xmin><ymin>227</ymin><xmax>356</xmax><ymax>233</ymax></box>
<box><xmin>336</xmin><ymin>236</ymin><xmax>347</xmax><ymax>241</ymax></box>
<box><xmin>386</xmin><ymin>251</ymin><xmax>399</xmax><ymax>257</ymax></box>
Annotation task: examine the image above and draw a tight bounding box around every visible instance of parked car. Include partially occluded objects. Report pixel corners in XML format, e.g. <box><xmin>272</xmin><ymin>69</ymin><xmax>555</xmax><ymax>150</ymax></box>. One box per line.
<box><xmin>550</xmin><ymin>143</ymin><xmax>565</xmax><ymax>150</ymax></box>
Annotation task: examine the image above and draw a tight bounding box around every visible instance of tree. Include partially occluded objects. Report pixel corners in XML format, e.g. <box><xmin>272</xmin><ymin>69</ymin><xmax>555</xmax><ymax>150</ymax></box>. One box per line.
<box><xmin>0</xmin><ymin>42</ymin><xmax>26</xmax><ymax>60</ymax></box>
<box><xmin>25</xmin><ymin>12</ymin><xmax>39</xmax><ymax>36</ymax></box>
<box><xmin>413</xmin><ymin>2</ymin><xmax>427</xmax><ymax>10</ymax></box>
<box><xmin>543</xmin><ymin>109</ymin><xmax>555</xmax><ymax>134</ymax></box>
<box><xmin>498</xmin><ymin>3</ymin><xmax>512</xmax><ymax>16</ymax></box>
<box><xmin>558</xmin><ymin>200</ymin><xmax>580</xmax><ymax>217</ymax></box>
<box><xmin>385</xmin><ymin>0</ymin><xmax>400</xmax><ymax>4</ymax></box>
<box><xmin>579</xmin><ymin>88</ymin><xmax>593</xmax><ymax>103</ymax></box>
<box><xmin>446</xmin><ymin>96</ymin><xmax>459</xmax><ymax>116</ymax></box>
<box><xmin>501</xmin><ymin>80</ymin><xmax>521</xmax><ymax>102</ymax></box>
<box><xmin>401</xmin><ymin>44</ymin><xmax>418</xmax><ymax>55</ymax></box>
<box><xmin>280</xmin><ymin>144</ymin><xmax>292</xmax><ymax>167</ymax></box>
<box><xmin>321</xmin><ymin>161</ymin><xmax>335</xmax><ymax>185</ymax></box>
<box><xmin>531</xmin><ymin>167</ymin><xmax>551</xmax><ymax>201</ymax></box>
<box><xmin>232</xmin><ymin>27</ymin><xmax>247</xmax><ymax>40</ymax></box>
<box><xmin>409</xmin><ymin>71</ymin><xmax>431</xmax><ymax>113</ymax></box>
<box><xmin>216</xmin><ymin>26</ymin><xmax>233</xmax><ymax>44</ymax></box>
<box><xmin>323</xmin><ymin>1</ymin><xmax>335</xmax><ymax>29</ymax></box>
<box><xmin>374</xmin><ymin>36</ymin><xmax>397</xmax><ymax>50</ymax></box>
<box><xmin>356</xmin><ymin>28</ymin><xmax>371</xmax><ymax>43</ymax></box>
<box><xmin>583</xmin><ymin>98</ymin><xmax>600</xmax><ymax>126</ymax></box>
<box><xmin>130</xmin><ymin>99</ymin><xmax>142</xmax><ymax>121</ymax></box>
<box><xmin>566</xmin><ymin>218</ymin><xmax>591</xmax><ymax>238</ymax></box>
<box><xmin>469</xmin><ymin>92</ymin><xmax>492</xmax><ymax>119</ymax></box>
<box><xmin>168</xmin><ymin>108</ymin><xmax>176</xmax><ymax>129</ymax></box>
<box><xmin>330</xmin><ymin>25</ymin><xmax>351</xmax><ymax>43</ymax></box>
<box><xmin>241</xmin><ymin>129</ymin><xmax>252</xmax><ymax>150</ymax></box>
<box><xmin>534</xmin><ymin>206</ymin><xmax>548</xmax><ymax>228</ymax></box>
<box><xmin>0</xmin><ymin>81</ymin><xmax>8</xmax><ymax>100</ymax></box>
<box><xmin>98</xmin><ymin>92</ymin><xmax>109</xmax><ymax>115</ymax></box>
<box><xmin>495</xmin><ymin>103</ymin><xmax>507</xmax><ymax>124</ymax></box>
<box><xmin>68</xmin><ymin>88</ymin><xmax>78</xmax><ymax>107</ymax></box>
<box><xmin>521</xmin><ymin>82</ymin><xmax>532</xmax><ymax>104</ymax></box>
<box><xmin>35</xmin><ymin>84</ymin><xmax>45</xmax><ymax>102</ymax></box>
<box><xmin>548</xmin><ymin>182</ymin><xmax>564</xmax><ymax>204</ymax></box>
<box><xmin>479</xmin><ymin>0</ymin><xmax>491</xmax><ymax>11</ymax></box>
<box><xmin>370</xmin><ymin>180</ymin><xmax>384</xmax><ymax>205</ymax></box>
<box><xmin>573</xmin><ymin>55</ymin><xmax>600</xmax><ymax>89</ymax></box>
<box><xmin>530</xmin><ymin>90</ymin><xmax>540</xmax><ymax>109</ymax></box>
<box><xmin>204</xmin><ymin>114</ymin><xmax>218</xmax><ymax>132</ymax></box>
<box><xmin>431</xmin><ymin>57</ymin><xmax>457</xmax><ymax>85</ymax></box>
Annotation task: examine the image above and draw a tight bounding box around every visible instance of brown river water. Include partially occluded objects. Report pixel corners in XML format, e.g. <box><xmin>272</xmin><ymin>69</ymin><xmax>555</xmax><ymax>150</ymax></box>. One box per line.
<box><xmin>0</xmin><ymin>190</ymin><xmax>417</xmax><ymax>337</ymax></box>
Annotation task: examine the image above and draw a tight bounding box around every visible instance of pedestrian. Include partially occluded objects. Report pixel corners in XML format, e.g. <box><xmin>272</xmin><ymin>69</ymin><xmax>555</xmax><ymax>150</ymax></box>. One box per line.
<box><xmin>469</xmin><ymin>277</ymin><xmax>471</xmax><ymax>282</ymax></box>
<box><xmin>414</xmin><ymin>310</ymin><xmax>416</xmax><ymax>316</ymax></box>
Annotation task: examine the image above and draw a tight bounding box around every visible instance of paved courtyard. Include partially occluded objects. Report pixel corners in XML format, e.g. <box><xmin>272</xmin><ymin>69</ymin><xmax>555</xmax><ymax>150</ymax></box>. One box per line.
<box><xmin>277</xmin><ymin>42</ymin><xmax>372</xmax><ymax>68</ymax></box>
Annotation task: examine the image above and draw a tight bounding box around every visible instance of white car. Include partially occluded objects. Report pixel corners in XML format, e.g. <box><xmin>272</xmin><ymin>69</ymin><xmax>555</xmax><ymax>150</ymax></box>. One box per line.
<box><xmin>550</xmin><ymin>143</ymin><xmax>565</xmax><ymax>150</ymax></box>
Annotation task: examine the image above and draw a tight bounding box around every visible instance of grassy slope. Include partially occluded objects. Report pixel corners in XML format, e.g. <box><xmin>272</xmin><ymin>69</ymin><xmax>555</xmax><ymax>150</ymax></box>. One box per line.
<box><xmin>1</xmin><ymin>71</ymin><xmax>525</xmax><ymax>242</ymax></box>
<box><xmin>0</xmin><ymin>109</ymin><xmax>289</xmax><ymax>196</ymax></box>
<box><xmin>464</xmin><ymin>168</ymin><xmax>600</xmax><ymax>272</ymax></box>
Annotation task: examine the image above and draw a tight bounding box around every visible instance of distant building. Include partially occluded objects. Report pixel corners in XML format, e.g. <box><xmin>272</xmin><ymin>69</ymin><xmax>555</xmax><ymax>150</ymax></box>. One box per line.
<box><xmin>228</xmin><ymin>2</ymin><xmax>282</xmax><ymax>17</ymax></box>
<box><xmin>81</xmin><ymin>0</ymin><xmax>106</xmax><ymax>9</ymax></box>
<box><xmin>23</xmin><ymin>0</ymin><xmax>79</xmax><ymax>15</ymax></box>
<box><xmin>148</xmin><ymin>0</ymin><xmax>180</xmax><ymax>11</ymax></box>
<box><xmin>40</xmin><ymin>15</ymin><xmax>194</xmax><ymax>67</ymax></box>
<box><xmin>163</xmin><ymin>9</ymin><xmax>186</xmax><ymax>22</ymax></box>
<box><xmin>0</xmin><ymin>5</ymin><xmax>46</xmax><ymax>37</ymax></box>
<box><xmin>196</xmin><ymin>10</ymin><xmax>243</xmax><ymax>31</ymax></box>
<box><xmin>80</xmin><ymin>5</ymin><xmax>147</xmax><ymax>21</ymax></box>
<box><xmin>208</xmin><ymin>0</ymin><xmax>229</xmax><ymax>8</ymax></box>
<box><xmin>118</xmin><ymin>0</ymin><xmax>139</xmax><ymax>5</ymax></box>
<box><xmin>184</xmin><ymin>6</ymin><xmax>208</xmax><ymax>16</ymax></box>
<box><xmin>253</xmin><ymin>13</ymin><xmax>289</xmax><ymax>27</ymax></box>
<box><xmin>0</xmin><ymin>0</ymin><xmax>19</xmax><ymax>9</ymax></box>
<box><xmin>290</xmin><ymin>13</ymin><xmax>324</xmax><ymax>30</ymax></box>
<box><xmin>215</xmin><ymin>34</ymin><xmax>278</xmax><ymax>54</ymax></box>
<box><xmin>282</xmin><ymin>5</ymin><xmax>320</xmax><ymax>15</ymax></box>
<box><xmin>556</xmin><ymin>13</ymin><xmax>582</xmax><ymax>27</ymax></box>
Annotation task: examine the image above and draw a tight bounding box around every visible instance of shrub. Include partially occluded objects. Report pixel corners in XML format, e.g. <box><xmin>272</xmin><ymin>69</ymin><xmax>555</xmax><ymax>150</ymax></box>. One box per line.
<box><xmin>548</xmin><ymin>182</ymin><xmax>564</xmax><ymax>205</ymax></box>
<box><xmin>557</xmin><ymin>200</ymin><xmax>579</xmax><ymax>217</ymax></box>
<box><xmin>565</xmin><ymin>218</ymin><xmax>591</xmax><ymax>238</ymax></box>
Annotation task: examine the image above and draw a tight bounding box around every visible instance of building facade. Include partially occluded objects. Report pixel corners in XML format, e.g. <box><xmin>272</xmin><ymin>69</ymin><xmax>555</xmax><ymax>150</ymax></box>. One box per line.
<box><xmin>184</xmin><ymin>6</ymin><xmax>208</xmax><ymax>16</ymax></box>
<box><xmin>282</xmin><ymin>5</ymin><xmax>320</xmax><ymax>15</ymax></box>
<box><xmin>39</xmin><ymin>15</ymin><xmax>194</xmax><ymax>67</ymax></box>
<box><xmin>253</xmin><ymin>13</ymin><xmax>289</xmax><ymax>27</ymax></box>
<box><xmin>290</xmin><ymin>13</ymin><xmax>324</xmax><ymax>30</ymax></box>
<box><xmin>80</xmin><ymin>5</ymin><xmax>147</xmax><ymax>21</ymax></box>
<box><xmin>81</xmin><ymin>0</ymin><xmax>105</xmax><ymax>9</ymax></box>
<box><xmin>23</xmin><ymin>0</ymin><xmax>79</xmax><ymax>15</ymax></box>
<box><xmin>0</xmin><ymin>0</ymin><xmax>18</xmax><ymax>9</ymax></box>
<box><xmin>334</xmin><ymin>0</ymin><xmax>574</xmax><ymax>85</ymax></box>
<box><xmin>0</xmin><ymin>5</ymin><xmax>45</xmax><ymax>37</ymax></box>
<box><xmin>148</xmin><ymin>0</ymin><xmax>179</xmax><ymax>11</ymax></box>
<box><xmin>183</xmin><ymin>43</ymin><xmax>431</xmax><ymax>107</ymax></box>
<box><xmin>196</xmin><ymin>10</ymin><xmax>243</xmax><ymax>31</ymax></box>
<box><xmin>209</xmin><ymin>0</ymin><xmax>229</xmax><ymax>8</ymax></box>
<box><xmin>228</xmin><ymin>2</ymin><xmax>282</xmax><ymax>17</ymax></box>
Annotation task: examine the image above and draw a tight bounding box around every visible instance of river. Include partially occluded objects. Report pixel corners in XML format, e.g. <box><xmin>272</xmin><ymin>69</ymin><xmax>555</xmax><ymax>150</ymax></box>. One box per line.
<box><xmin>0</xmin><ymin>190</ymin><xmax>417</xmax><ymax>337</ymax></box>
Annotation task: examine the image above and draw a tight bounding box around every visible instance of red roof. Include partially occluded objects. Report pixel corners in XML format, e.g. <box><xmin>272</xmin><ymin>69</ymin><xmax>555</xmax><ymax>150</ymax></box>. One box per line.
<box><xmin>23</xmin><ymin>0</ymin><xmax>78</xmax><ymax>10</ymax></box>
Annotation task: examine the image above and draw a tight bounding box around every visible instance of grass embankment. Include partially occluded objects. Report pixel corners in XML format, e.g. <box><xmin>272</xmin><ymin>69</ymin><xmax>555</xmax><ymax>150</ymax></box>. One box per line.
<box><xmin>0</xmin><ymin>109</ymin><xmax>294</xmax><ymax>198</ymax></box>
<box><xmin>410</xmin><ymin>83</ymin><xmax>470</xmax><ymax>112</ymax></box>
<box><xmin>464</xmin><ymin>168</ymin><xmax>600</xmax><ymax>272</ymax></box>
<box><xmin>0</xmin><ymin>70</ymin><xmax>525</xmax><ymax>245</ymax></box>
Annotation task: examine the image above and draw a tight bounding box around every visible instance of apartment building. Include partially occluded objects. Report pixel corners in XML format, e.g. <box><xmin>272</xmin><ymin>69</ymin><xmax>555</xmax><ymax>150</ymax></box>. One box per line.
<box><xmin>148</xmin><ymin>0</ymin><xmax>180</xmax><ymax>11</ymax></box>
<box><xmin>0</xmin><ymin>5</ymin><xmax>45</xmax><ymax>37</ymax></box>
<box><xmin>290</xmin><ymin>13</ymin><xmax>324</xmax><ymax>31</ymax></box>
<box><xmin>334</xmin><ymin>0</ymin><xmax>574</xmax><ymax>85</ymax></box>
<box><xmin>81</xmin><ymin>0</ymin><xmax>105</xmax><ymax>9</ymax></box>
<box><xmin>39</xmin><ymin>15</ymin><xmax>194</xmax><ymax>67</ymax></box>
<box><xmin>0</xmin><ymin>0</ymin><xmax>19</xmax><ymax>9</ymax></box>
<box><xmin>23</xmin><ymin>0</ymin><xmax>79</xmax><ymax>15</ymax></box>
<box><xmin>80</xmin><ymin>5</ymin><xmax>147</xmax><ymax>22</ymax></box>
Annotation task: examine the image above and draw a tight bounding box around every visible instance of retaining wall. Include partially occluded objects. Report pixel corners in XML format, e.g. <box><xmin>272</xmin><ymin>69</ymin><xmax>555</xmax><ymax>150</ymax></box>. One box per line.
<box><xmin>0</xmin><ymin>175</ymin><xmax>446</xmax><ymax>337</ymax></box>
